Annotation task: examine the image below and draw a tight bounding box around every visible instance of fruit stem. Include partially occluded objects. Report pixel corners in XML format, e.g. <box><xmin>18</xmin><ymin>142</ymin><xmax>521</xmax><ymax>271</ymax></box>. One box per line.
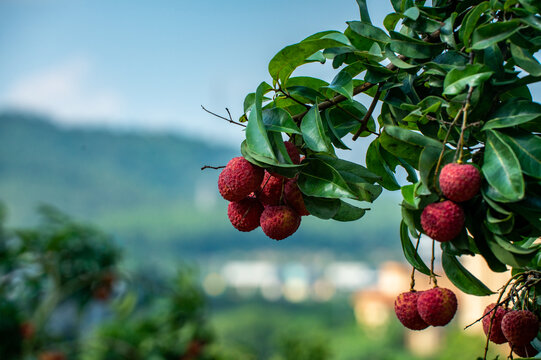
<box><xmin>409</xmin><ymin>232</ymin><xmax>422</xmax><ymax>291</ymax></box>
<box><xmin>455</xmin><ymin>85</ymin><xmax>474</xmax><ymax>163</ymax></box>
<box><xmin>430</xmin><ymin>239</ymin><xmax>438</xmax><ymax>287</ymax></box>
<box><xmin>432</xmin><ymin>108</ymin><xmax>463</xmax><ymax>192</ymax></box>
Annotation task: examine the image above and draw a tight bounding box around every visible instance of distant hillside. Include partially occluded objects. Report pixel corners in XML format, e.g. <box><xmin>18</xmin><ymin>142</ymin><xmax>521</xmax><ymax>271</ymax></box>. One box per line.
<box><xmin>0</xmin><ymin>113</ymin><xmax>403</xmax><ymax>266</ymax></box>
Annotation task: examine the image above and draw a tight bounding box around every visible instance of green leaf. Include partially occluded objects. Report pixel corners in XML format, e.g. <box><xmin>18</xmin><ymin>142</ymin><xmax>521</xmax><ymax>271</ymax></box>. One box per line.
<box><xmin>471</xmin><ymin>20</ymin><xmax>522</xmax><ymax>50</ymax></box>
<box><xmin>355</xmin><ymin>0</ymin><xmax>372</xmax><ymax>24</ymax></box>
<box><xmin>384</xmin><ymin>126</ymin><xmax>444</xmax><ymax>149</ymax></box>
<box><xmin>366</xmin><ymin>141</ymin><xmax>401</xmax><ymax>191</ymax></box>
<box><xmin>332</xmin><ymin>201</ymin><xmax>367</xmax><ymax>221</ymax></box>
<box><xmin>494</xmin><ymin>235</ymin><xmax>538</xmax><ymax>255</ymax></box>
<box><xmin>246</xmin><ymin>83</ymin><xmax>277</xmax><ymax>162</ymax></box>
<box><xmin>301</xmin><ymin>101</ymin><xmax>334</xmax><ymax>153</ymax></box>
<box><xmin>482</xmin><ymin>130</ymin><xmax>525</xmax><ymax>202</ymax></box>
<box><xmin>347</xmin><ymin>21</ymin><xmax>391</xmax><ymax>44</ymax></box>
<box><xmin>440</xmin><ymin>13</ymin><xmax>457</xmax><ymax>48</ymax></box>
<box><xmin>379</xmin><ymin>131</ymin><xmax>422</xmax><ymax>164</ymax></box>
<box><xmin>303</xmin><ymin>196</ymin><xmax>340</xmax><ymax>219</ymax></box>
<box><xmin>389</xmin><ymin>31</ymin><xmax>444</xmax><ymax>59</ymax></box>
<box><xmin>298</xmin><ymin>159</ymin><xmax>357</xmax><ymax>199</ymax></box>
<box><xmin>497</xmin><ymin>130</ymin><xmax>541</xmax><ymax>178</ymax></box>
<box><xmin>263</xmin><ymin>108</ymin><xmax>301</xmax><ymax>134</ymax></box>
<box><xmin>384</xmin><ymin>13</ymin><xmax>401</xmax><ymax>32</ymax></box>
<box><xmin>441</xmin><ymin>250</ymin><xmax>494</xmax><ymax>296</ymax></box>
<box><xmin>403</xmin><ymin>6</ymin><xmax>420</xmax><ymax>20</ymax></box>
<box><xmin>443</xmin><ymin>64</ymin><xmax>494</xmax><ymax>95</ymax></box>
<box><xmin>486</xmin><ymin>234</ymin><xmax>536</xmax><ymax>268</ymax></box>
<box><xmin>419</xmin><ymin>146</ymin><xmax>442</xmax><ymax>190</ymax></box>
<box><xmin>384</xmin><ymin>44</ymin><xmax>419</xmax><ymax>69</ymax></box>
<box><xmin>324</xmin><ymin>71</ymin><xmax>354</xmax><ymax>100</ymax></box>
<box><xmin>269</xmin><ymin>38</ymin><xmax>349</xmax><ymax>85</ymax></box>
<box><xmin>483</xmin><ymin>99</ymin><xmax>541</xmax><ymax>130</ymax></box>
<box><xmin>312</xmin><ymin>154</ymin><xmax>381</xmax><ymax>184</ymax></box>
<box><xmin>510</xmin><ymin>43</ymin><xmax>541</xmax><ymax>76</ymax></box>
<box><xmin>400</xmin><ymin>221</ymin><xmax>431</xmax><ymax>276</ymax></box>
<box><xmin>459</xmin><ymin>2</ymin><xmax>490</xmax><ymax>46</ymax></box>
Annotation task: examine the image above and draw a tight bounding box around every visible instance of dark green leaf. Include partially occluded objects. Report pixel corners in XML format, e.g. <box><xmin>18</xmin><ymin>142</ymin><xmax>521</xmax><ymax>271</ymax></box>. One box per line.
<box><xmin>303</xmin><ymin>196</ymin><xmax>340</xmax><ymax>219</ymax></box>
<box><xmin>440</xmin><ymin>13</ymin><xmax>457</xmax><ymax>48</ymax></box>
<box><xmin>441</xmin><ymin>251</ymin><xmax>494</xmax><ymax>296</ymax></box>
<box><xmin>443</xmin><ymin>64</ymin><xmax>493</xmax><ymax>95</ymax></box>
<box><xmin>497</xmin><ymin>130</ymin><xmax>541</xmax><ymax>178</ymax></box>
<box><xmin>384</xmin><ymin>44</ymin><xmax>419</xmax><ymax>69</ymax></box>
<box><xmin>366</xmin><ymin>140</ymin><xmax>401</xmax><ymax>191</ymax></box>
<box><xmin>482</xmin><ymin>130</ymin><xmax>525</xmax><ymax>202</ymax></box>
<box><xmin>312</xmin><ymin>154</ymin><xmax>381</xmax><ymax>184</ymax></box>
<box><xmin>483</xmin><ymin>99</ymin><xmax>541</xmax><ymax>130</ymax></box>
<box><xmin>403</xmin><ymin>6</ymin><xmax>420</xmax><ymax>20</ymax></box>
<box><xmin>347</xmin><ymin>21</ymin><xmax>391</xmax><ymax>44</ymax></box>
<box><xmin>459</xmin><ymin>2</ymin><xmax>490</xmax><ymax>46</ymax></box>
<box><xmin>246</xmin><ymin>83</ymin><xmax>277</xmax><ymax>162</ymax></box>
<box><xmin>471</xmin><ymin>20</ymin><xmax>522</xmax><ymax>50</ymax></box>
<box><xmin>510</xmin><ymin>43</ymin><xmax>541</xmax><ymax>77</ymax></box>
<box><xmin>301</xmin><ymin>101</ymin><xmax>334</xmax><ymax>153</ymax></box>
<box><xmin>332</xmin><ymin>201</ymin><xmax>367</xmax><ymax>221</ymax></box>
<box><xmin>324</xmin><ymin>71</ymin><xmax>354</xmax><ymax>100</ymax></box>
<box><xmin>356</xmin><ymin>0</ymin><xmax>372</xmax><ymax>24</ymax></box>
<box><xmin>389</xmin><ymin>32</ymin><xmax>444</xmax><ymax>59</ymax></box>
<box><xmin>298</xmin><ymin>159</ymin><xmax>357</xmax><ymax>199</ymax></box>
<box><xmin>263</xmin><ymin>108</ymin><xmax>302</xmax><ymax>134</ymax></box>
<box><xmin>385</xmin><ymin>126</ymin><xmax>444</xmax><ymax>149</ymax></box>
<box><xmin>400</xmin><ymin>221</ymin><xmax>431</xmax><ymax>275</ymax></box>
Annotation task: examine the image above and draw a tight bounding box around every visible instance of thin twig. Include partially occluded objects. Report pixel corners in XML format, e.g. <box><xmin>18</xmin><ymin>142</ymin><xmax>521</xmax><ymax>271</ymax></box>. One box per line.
<box><xmin>410</xmin><ymin>232</ymin><xmax>422</xmax><ymax>291</ymax></box>
<box><xmin>278</xmin><ymin>88</ymin><xmax>310</xmax><ymax>110</ymax></box>
<box><xmin>432</xmin><ymin>108</ymin><xmax>463</xmax><ymax>191</ymax></box>
<box><xmin>455</xmin><ymin>85</ymin><xmax>475</xmax><ymax>163</ymax></box>
<box><xmin>201</xmin><ymin>105</ymin><xmax>246</xmax><ymax>127</ymax></box>
<box><xmin>201</xmin><ymin>165</ymin><xmax>225</xmax><ymax>171</ymax></box>
<box><xmin>352</xmin><ymin>84</ymin><xmax>382</xmax><ymax>141</ymax></box>
<box><xmin>430</xmin><ymin>239</ymin><xmax>438</xmax><ymax>287</ymax></box>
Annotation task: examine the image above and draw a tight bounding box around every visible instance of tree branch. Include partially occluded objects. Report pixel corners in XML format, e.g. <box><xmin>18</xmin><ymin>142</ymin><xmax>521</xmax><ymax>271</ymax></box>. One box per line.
<box><xmin>201</xmin><ymin>105</ymin><xmax>246</xmax><ymax>127</ymax></box>
<box><xmin>352</xmin><ymin>84</ymin><xmax>382</xmax><ymax>140</ymax></box>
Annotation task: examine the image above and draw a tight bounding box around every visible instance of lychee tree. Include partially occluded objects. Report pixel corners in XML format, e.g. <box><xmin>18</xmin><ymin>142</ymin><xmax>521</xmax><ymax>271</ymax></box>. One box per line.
<box><xmin>207</xmin><ymin>0</ymin><xmax>541</xmax><ymax>357</ymax></box>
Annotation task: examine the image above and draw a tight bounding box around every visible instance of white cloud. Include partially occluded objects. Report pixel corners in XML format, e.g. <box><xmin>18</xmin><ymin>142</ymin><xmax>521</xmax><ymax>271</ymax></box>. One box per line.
<box><xmin>2</xmin><ymin>57</ymin><xmax>125</xmax><ymax>124</ymax></box>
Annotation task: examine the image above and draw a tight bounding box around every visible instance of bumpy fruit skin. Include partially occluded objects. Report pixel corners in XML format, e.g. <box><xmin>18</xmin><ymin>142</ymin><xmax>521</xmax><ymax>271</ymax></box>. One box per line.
<box><xmin>420</xmin><ymin>200</ymin><xmax>465</xmax><ymax>242</ymax></box>
<box><xmin>284</xmin><ymin>141</ymin><xmax>301</xmax><ymax>164</ymax></box>
<box><xmin>417</xmin><ymin>287</ymin><xmax>457</xmax><ymax>326</ymax></box>
<box><xmin>482</xmin><ymin>304</ymin><xmax>508</xmax><ymax>344</ymax></box>
<box><xmin>228</xmin><ymin>196</ymin><xmax>264</xmax><ymax>232</ymax></box>
<box><xmin>394</xmin><ymin>291</ymin><xmax>429</xmax><ymax>330</ymax></box>
<box><xmin>259</xmin><ymin>172</ymin><xmax>285</xmax><ymax>206</ymax></box>
<box><xmin>439</xmin><ymin>163</ymin><xmax>481</xmax><ymax>202</ymax></box>
<box><xmin>511</xmin><ymin>342</ymin><xmax>538</xmax><ymax>358</ymax></box>
<box><xmin>218</xmin><ymin>157</ymin><xmax>264</xmax><ymax>201</ymax></box>
<box><xmin>284</xmin><ymin>179</ymin><xmax>309</xmax><ymax>216</ymax></box>
<box><xmin>260</xmin><ymin>205</ymin><xmax>301</xmax><ymax>240</ymax></box>
<box><xmin>501</xmin><ymin>310</ymin><xmax>539</xmax><ymax>346</ymax></box>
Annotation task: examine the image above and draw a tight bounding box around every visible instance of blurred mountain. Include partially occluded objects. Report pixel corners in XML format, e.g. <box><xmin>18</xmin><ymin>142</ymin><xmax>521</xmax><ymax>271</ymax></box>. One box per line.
<box><xmin>0</xmin><ymin>112</ymin><xmax>403</xmax><ymax>267</ymax></box>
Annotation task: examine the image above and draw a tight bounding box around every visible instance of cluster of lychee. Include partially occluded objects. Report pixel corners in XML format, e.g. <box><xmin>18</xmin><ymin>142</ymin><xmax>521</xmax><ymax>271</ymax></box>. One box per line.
<box><xmin>394</xmin><ymin>287</ymin><xmax>458</xmax><ymax>330</ymax></box>
<box><xmin>218</xmin><ymin>141</ymin><xmax>309</xmax><ymax>240</ymax></box>
<box><xmin>482</xmin><ymin>304</ymin><xmax>539</xmax><ymax>357</ymax></box>
<box><xmin>421</xmin><ymin>162</ymin><xmax>482</xmax><ymax>243</ymax></box>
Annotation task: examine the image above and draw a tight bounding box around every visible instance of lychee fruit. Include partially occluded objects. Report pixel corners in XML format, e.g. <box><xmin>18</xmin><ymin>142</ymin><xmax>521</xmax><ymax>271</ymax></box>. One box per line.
<box><xmin>420</xmin><ymin>200</ymin><xmax>465</xmax><ymax>242</ymax></box>
<box><xmin>283</xmin><ymin>141</ymin><xmax>301</xmax><ymax>164</ymax></box>
<box><xmin>259</xmin><ymin>171</ymin><xmax>285</xmax><ymax>206</ymax></box>
<box><xmin>284</xmin><ymin>179</ymin><xmax>309</xmax><ymax>216</ymax></box>
<box><xmin>394</xmin><ymin>291</ymin><xmax>429</xmax><ymax>330</ymax></box>
<box><xmin>511</xmin><ymin>342</ymin><xmax>538</xmax><ymax>358</ymax></box>
<box><xmin>417</xmin><ymin>287</ymin><xmax>457</xmax><ymax>326</ymax></box>
<box><xmin>439</xmin><ymin>163</ymin><xmax>481</xmax><ymax>202</ymax></box>
<box><xmin>482</xmin><ymin>303</ymin><xmax>508</xmax><ymax>344</ymax></box>
<box><xmin>227</xmin><ymin>196</ymin><xmax>264</xmax><ymax>232</ymax></box>
<box><xmin>260</xmin><ymin>205</ymin><xmax>301</xmax><ymax>240</ymax></box>
<box><xmin>501</xmin><ymin>310</ymin><xmax>539</xmax><ymax>346</ymax></box>
<box><xmin>218</xmin><ymin>157</ymin><xmax>264</xmax><ymax>201</ymax></box>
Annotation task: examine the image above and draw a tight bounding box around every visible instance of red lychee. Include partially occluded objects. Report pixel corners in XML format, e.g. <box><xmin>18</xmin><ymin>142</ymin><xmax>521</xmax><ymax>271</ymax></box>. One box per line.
<box><xmin>420</xmin><ymin>200</ymin><xmax>465</xmax><ymax>242</ymax></box>
<box><xmin>259</xmin><ymin>171</ymin><xmax>285</xmax><ymax>206</ymax></box>
<box><xmin>511</xmin><ymin>342</ymin><xmax>538</xmax><ymax>358</ymax></box>
<box><xmin>394</xmin><ymin>291</ymin><xmax>429</xmax><ymax>330</ymax></box>
<box><xmin>439</xmin><ymin>163</ymin><xmax>481</xmax><ymax>202</ymax></box>
<box><xmin>283</xmin><ymin>141</ymin><xmax>301</xmax><ymax>164</ymax></box>
<box><xmin>260</xmin><ymin>205</ymin><xmax>301</xmax><ymax>240</ymax></box>
<box><xmin>482</xmin><ymin>303</ymin><xmax>508</xmax><ymax>344</ymax></box>
<box><xmin>218</xmin><ymin>157</ymin><xmax>264</xmax><ymax>201</ymax></box>
<box><xmin>417</xmin><ymin>287</ymin><xmax>457</xmax><ymax>326</ymax></box>
<box><xmin>284</xmin><ymin>179</ymin><xmax>309</xmax><ymax>216</ymax></box>
<box><xmin>501</xmin><ymin>310</ymin><xmax>539</xmax><ymax>346</ymax></box>
<box><xmin>227</xmin><ymin>196</ymin><xmax>264</xmax><ymax>232</ymax></box>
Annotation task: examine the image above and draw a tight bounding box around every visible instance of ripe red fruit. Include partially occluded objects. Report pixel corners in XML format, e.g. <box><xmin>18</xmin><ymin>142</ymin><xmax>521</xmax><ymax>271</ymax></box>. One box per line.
<box><xmin>260</xmin><ymin>205</ymin><xmax>301</xmax><ymax>240</ymax></box>
<box><xmin>218</xmin><ymin>157</ymin><xmax>264</xmax><ymax>201</ymax></box>
<box><xmin>417</xmin><ymin>287</ymin><xmax>457</xmax><ymax>326</ymax></box>
<box><xmin>501</xmin><ymin>310</ymin><xmax>539</xmax><ymax>346</ymax></box>
<box><xmin>439</xmin><ymin>163</ymin><xmax>481</xmax><ymax>202</ymax></box>
<box><xmin>511</xmin><ymin>342</ymin><xmax>538</xmax><ymax>358</ymax></box>
<box><xmin>420</xmin><ymin>200</ymin><xmax>465</xmax><ymax>242</ymax></box>
<box><xmin>394</xmin><ymin>291</ymin><xmax>429</xmax><ymax>330</ymax></box>
<box><xmin>259</xmin><ymin>172</ymin><xmax>285</xmax><ymax>206</ymax></box>
<box><xmin>482</xmin><ymin>303</ymin><xmax>508</xmax><ymax>344</ymax></box>
<box><xmin>284</xmin><ymin>179</ymin><xmax>309</xmax><ymax>216</ymax></box>
<box><xmin>227</xmin><ymin>196</ymin><xmax>264</xmax><ymax>232</ymax></box>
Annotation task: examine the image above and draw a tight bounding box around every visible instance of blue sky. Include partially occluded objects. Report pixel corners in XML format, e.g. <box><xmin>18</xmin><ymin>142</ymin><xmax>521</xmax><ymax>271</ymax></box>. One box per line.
<box><xmin>0</xmin><ymin>0</ymin><xmax>538</xmax><ymax>147</ymax></box>
<box><xmin>0</xmin><ymin>0</ymin><xmax>395</xmax><ymax>146</ymax></box>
